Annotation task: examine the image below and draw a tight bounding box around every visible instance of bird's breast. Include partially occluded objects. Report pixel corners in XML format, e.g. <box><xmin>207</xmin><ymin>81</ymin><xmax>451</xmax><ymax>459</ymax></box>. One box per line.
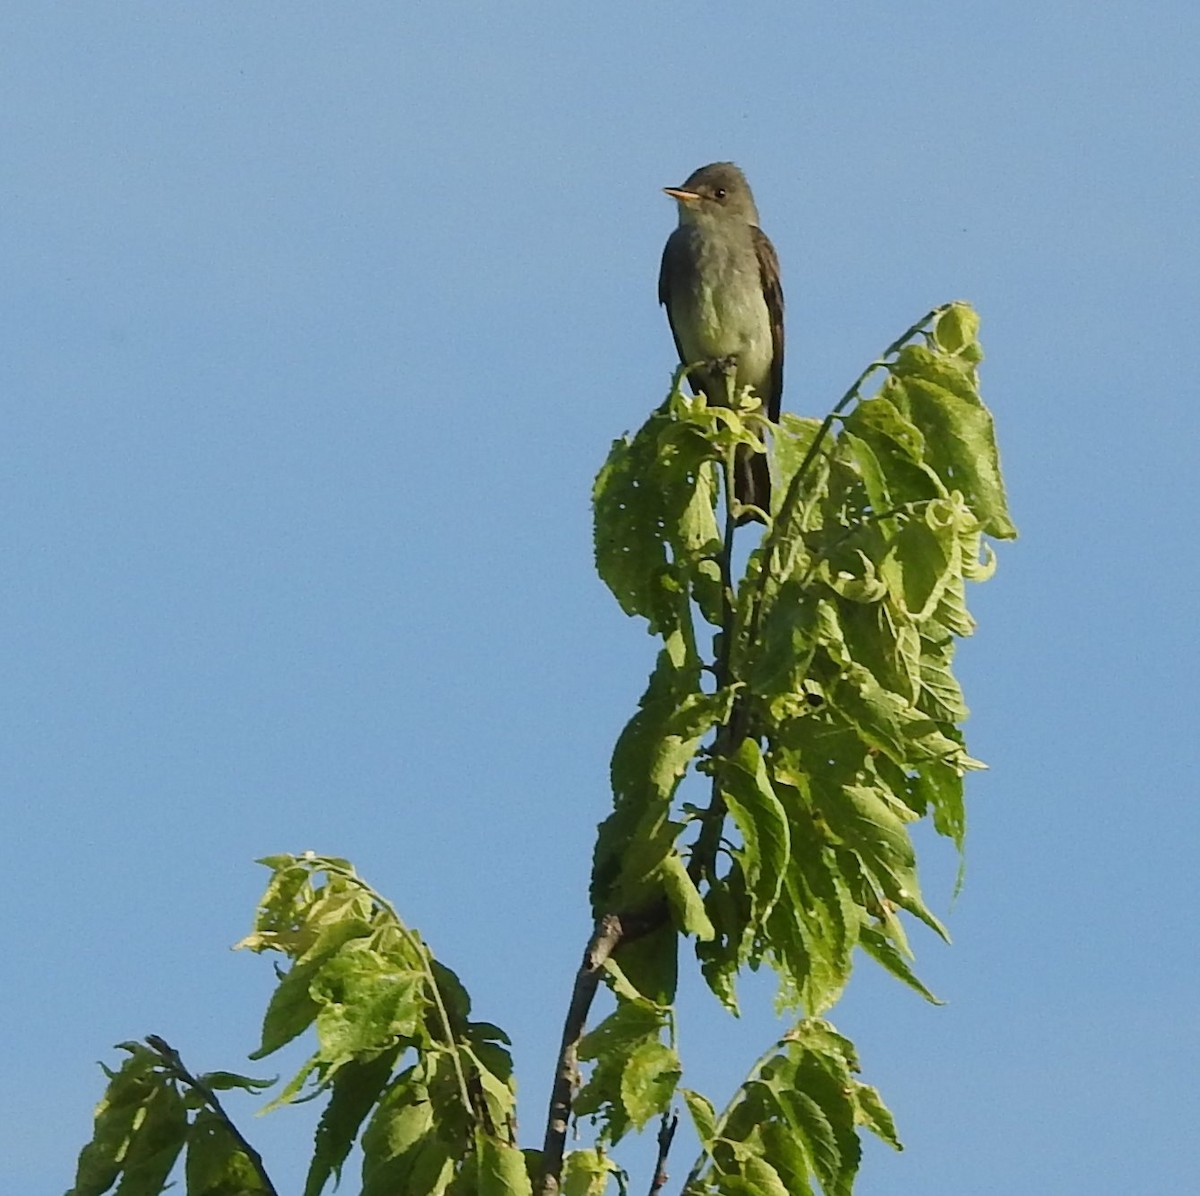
<box><xmin>670</xmin><ymin>226</ymin><xmax>773</xmax><ymax>391</ymax></box>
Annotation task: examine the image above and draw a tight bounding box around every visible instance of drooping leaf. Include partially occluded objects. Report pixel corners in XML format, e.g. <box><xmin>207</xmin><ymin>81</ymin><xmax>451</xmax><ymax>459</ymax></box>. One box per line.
<box><xmin>304</xmin><ymin>1049</ymin><xmax>401</xmax><ymax>1196</ymax></box>
<box><xmin>620</xmin><ymin>1040</ymin><xmax>681</xmax><ymax>1130</ymax></box>
<box><xmin>719</xmin><ymin>739</ymin><xmax>791</xmax><ymax>930</ymax></box>
<box><xmin>185</xmin><ymin>1110</ymin><xmax>271</xmax><ymax>1196</ymax></box>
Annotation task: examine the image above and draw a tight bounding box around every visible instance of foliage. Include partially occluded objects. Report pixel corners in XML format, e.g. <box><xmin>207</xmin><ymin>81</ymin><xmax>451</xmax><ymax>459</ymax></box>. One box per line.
<box><xmin>67</xmin><ymin>303</ymin><xmax>1012</xmax><ymax>1196</ymax></box>
<box><xmin>584</xmin><ymin>300</ymin><xmax>1013</xmax><ymax>1190</ymax></box>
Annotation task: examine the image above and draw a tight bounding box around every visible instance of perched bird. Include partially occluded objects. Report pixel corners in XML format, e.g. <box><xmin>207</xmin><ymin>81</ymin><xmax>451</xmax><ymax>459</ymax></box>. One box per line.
<box><xmin>658</xmin><ymin>162</ymin><xmax>784</xmax><ymax>521</ymax></box>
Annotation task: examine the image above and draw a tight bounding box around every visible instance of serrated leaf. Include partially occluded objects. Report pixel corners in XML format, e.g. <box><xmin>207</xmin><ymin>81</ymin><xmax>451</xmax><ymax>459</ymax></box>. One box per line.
<box><xmin>196</xmin><ymin>1071</ymin><xmax>276</xmax><ymax>1094</ymax></box>
<box><xmin>310</xmin><ymin>944</ymin><xmax>424</xmax><ymax>1061</ymax></box>
<box><xmin>695</xmin><ymin>862</ymin><xmax>751</xmax><ymax>1014</ymax></box>
<box><xmin>593</xmin><ymin>404</ymin><xmax>722</xmax><ymax>635</ymax></box>
<box><xmin>185</xmin><ymin>1109</ymin><xmax>271</xmax><ymax>1196</ymax></box>
<box><xmin>607</xmin><ymin>923</ymin><xmax>678</xmax><ymax>1006</ymax></box>
<box><xmin>304</xmin><ymin>1049</ymin><xmax>400</xmax><ymax>1196</ymax></box>
<box><xmin>844</xmin><ymin>397</ymin><xmax>925</xmax><ymax>464</ymax></box>
<box><xmin>720</xmin><ymin>1154</ymin><xmax>792</xmax><ymax>1196</ymax></box>
<box><xmin>719</xmin><ymin>740</ymin><xmax>790</xmax><ymax>929</ymax></box>
<box><xmin>767</xmin><ymin>838</ymin><xmax>858</xmax><ymax>1016</ymax></box>
<box><xmin>478</xmin><ymin>1138</ymin><xmax>533</xmax><ymax>1196</ymax></box>
<box><xmin>562</xmin><ymin>1149</ymin><xmax>617</xmax><ymax>1196</ymax></box>
<box><xmin>618</xmin><ymin>1039</ymin><xmax>681</xmax><ymax>1131</ymax></box>
<box><xmin>659</xmin><ymin>851</ymin><xmax>717</xmax><ymax>940</ymax></box>
<box><xmin>67</xmin><ymin>1047</ymin><xmax>163</xmax><ymax>1196</ymax></box>
<box><xmin>897</xmin><ymin>375</ymin><xmax>1016</xmax><ymax>540</ymax></box>
<box><xmin>251</xmin><ymin>956</ymin><xmax>324</xmax><ymax>1059</ymax></box>
<box><xmin>858</xmin><ymin>926</ymin><xmax>942</xmax><ymax>1004</ymax></box>
<box><xmin>577</xmin><ymin>1001</ymin><xmax>665</xmax><ymax>1062</ymax></box>
<box><xmin>681</xmin><ymin>1088</ymin><xmax>717</xmax><ymax>1147</ymax></box>
<box><xmin>822</xmin><ymin>783</ymin><xmax>946</xmax><ymax>941</ymax></box>
<box><xmin>850</xmin><ymin>1082</ymin><xmax>902</xmax><ymax>1150</ymax></box>
<box><xmin>360</xmin><ymin>1070</ymin><xmax>457</xmax><ymax>1196</ymax></box>
<box><xmin>880</xmin><ymin>517</ymin><xmax>956</xmax><ymax>622</ymax></box>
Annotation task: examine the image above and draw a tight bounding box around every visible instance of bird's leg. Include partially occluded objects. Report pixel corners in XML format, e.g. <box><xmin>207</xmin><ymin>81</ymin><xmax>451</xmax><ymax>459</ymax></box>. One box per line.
<box><xmin>708</xmin><ymin>355</ymin><xmax>739</xmax><ymax>407</ymax></box>
<box><xmin>707</xmin><ymin>356</ymin><xmax>747</xmax><ymax>522</ymax></box>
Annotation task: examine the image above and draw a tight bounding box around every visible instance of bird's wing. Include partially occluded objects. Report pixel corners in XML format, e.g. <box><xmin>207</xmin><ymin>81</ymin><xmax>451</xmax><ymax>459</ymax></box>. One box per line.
<box><xmin>658</xmin><ymin>227</ymin><xmax>695</xmax><ymax>370</ymax></box>
<box><xmin>752</xmin><ymin>226</ymin><xmax>785</xmax><ymax>421</ymax></box>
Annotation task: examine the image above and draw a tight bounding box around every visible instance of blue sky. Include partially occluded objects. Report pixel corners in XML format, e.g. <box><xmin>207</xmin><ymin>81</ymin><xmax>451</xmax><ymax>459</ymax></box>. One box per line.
<box><xmin>4</xmin><ymin>3</ymin><xmax>1197</xmax><ymax>1193</ymax></box>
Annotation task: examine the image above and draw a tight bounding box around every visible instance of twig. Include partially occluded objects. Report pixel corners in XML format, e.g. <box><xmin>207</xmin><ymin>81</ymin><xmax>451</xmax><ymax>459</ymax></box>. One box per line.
<box><xmin>144</xmin><ymin>1035</ymin><xmax>279</xmax><ymax>1196</ymax></box>
<box><xmin>324</xmin><ymin>859</ymin><xmax>477</xmax><ymax>1123</ymax></box>
<box><xmin>688</xmin><ymin>447</ymin><xmax>747</xmax><ymax>887</ymax></box>
<box><xmin>682</xmin><ymin>1036</ymin><xmax>786</xmax><ymax>1192</ymax></box>
<box><xmin>744</xmin><ymin>306</ymin><xmax>948</xmax><ymax>650</ymax></box>
<box><xmin>647</xmin><ymin>1110</ymin><xmax>679</xmax><ymax>1196</ymax></box>
<box><xmin>538</xmin><ymin>913</ymin><xmax>627</xmax><ymax>1196</ymax></box>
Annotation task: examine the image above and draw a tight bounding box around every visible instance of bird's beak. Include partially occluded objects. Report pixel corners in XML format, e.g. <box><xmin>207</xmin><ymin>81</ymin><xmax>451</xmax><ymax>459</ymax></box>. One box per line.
<box><xmin>663</xmin><ymin>187</ymin><xmax>700</xmax><ymax>203</ymax></box>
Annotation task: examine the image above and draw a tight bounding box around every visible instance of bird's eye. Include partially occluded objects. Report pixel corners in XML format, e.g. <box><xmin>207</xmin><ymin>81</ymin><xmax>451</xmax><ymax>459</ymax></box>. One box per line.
<box><xmin>714</xmin><ymin>188</ymin><xmax>727</xmax><ymax>200</ymax></box>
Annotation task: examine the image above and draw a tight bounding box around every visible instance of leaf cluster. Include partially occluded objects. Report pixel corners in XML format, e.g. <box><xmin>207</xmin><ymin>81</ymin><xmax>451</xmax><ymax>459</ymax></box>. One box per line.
<box><xmin>70</xmin><ymin>854</ymin><xmax>533</xmax><ymax>1196</ymax></box>
<box><xmin>67</xmin><ymin>304</ymin><xmax>1012</xmax><ymax>1196</ymax></box>
<box><xmin>66</xmin><ymin>1041</ymin><xmax>274</xmax><ymax>1196</ymax></box>
<box><xmin>583</xmin><ymin>303</ymin><xmax>1014</xmax><ymax>1191</ymax></box>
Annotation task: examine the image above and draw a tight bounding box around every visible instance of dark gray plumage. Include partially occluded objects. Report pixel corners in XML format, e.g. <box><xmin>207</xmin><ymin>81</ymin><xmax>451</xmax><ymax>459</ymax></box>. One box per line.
<box><xmin>658</xmin><ymin>162</ymin><xmax>784</xmax><ymax>520</ymax></box>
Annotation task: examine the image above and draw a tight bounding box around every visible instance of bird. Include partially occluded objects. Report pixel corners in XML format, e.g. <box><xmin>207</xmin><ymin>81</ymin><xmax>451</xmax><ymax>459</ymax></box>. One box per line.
<box><xmin>658</xmin><ymin>162</ymin><xmax>784</xmax><ymax>522</ymax></box>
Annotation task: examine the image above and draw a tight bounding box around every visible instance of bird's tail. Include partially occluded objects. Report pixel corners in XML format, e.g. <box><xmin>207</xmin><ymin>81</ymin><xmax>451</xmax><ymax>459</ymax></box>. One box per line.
<box><xmin>733</xmin><ymin>445</ymin><xmax>770</xmax><ymax>526</ymax></box>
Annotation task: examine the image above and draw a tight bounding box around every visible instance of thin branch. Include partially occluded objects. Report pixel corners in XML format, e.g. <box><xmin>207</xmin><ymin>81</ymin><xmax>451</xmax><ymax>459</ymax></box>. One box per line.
<box><xmin>744</xmin><ymin>306</ymin><xmax>948</xmax><ymax>649</ymax></box>
<box><xmin>328</xmin><ymin>860</ymin><xmax>476</xmax><ymax>1121</ymax></box>
<box><xmin>537</xmin><ymin>913</ymin><xmax>627</xmax><ymax>1196</ymax></box>
<box><xmin>144</xmin><ymin>1035</ymin><xmax>279</xmax><ymax>1196</ymax></box>
<box><xmin>687</xmin><ymin>447</ymin><xmax>743</xmax><ymax>887</ymax></box>
<box><xmin>681</xmin><ymin>1036</ymin><xmax>787</xmax><ymax>1192</ymax></box>
<box><xmin>647</xmin><ymin>1110</ymin><xmax>679</xmax><ymax>1196</ymax></box>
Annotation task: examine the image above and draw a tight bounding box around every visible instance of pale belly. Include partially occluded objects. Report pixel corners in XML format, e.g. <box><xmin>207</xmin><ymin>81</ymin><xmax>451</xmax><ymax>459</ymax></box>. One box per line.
<box><xmin>670</xmin><ymin>235</ymin><xmax>774</xmax><ymax>393</ymax></box>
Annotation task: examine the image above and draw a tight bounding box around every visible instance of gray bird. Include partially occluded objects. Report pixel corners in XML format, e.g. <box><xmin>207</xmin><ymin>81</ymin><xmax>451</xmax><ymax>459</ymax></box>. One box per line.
<box><xmin>658</xmin><ymin>162</ymin><xmax>784</xmax><ymax>521</ymax></box>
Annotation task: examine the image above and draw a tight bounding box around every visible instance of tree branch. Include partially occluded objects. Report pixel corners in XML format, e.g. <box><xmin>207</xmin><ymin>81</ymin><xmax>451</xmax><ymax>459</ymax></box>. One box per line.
<box><xmin>537</xmin><ymin>913</ymin><xmax>627</xmax><ymax>1196</ymax></box>
<box><xmin>144</xmin><ymin>1036</ymin><xmax>279</xmax><ymax>1196</ymax></box>
<box><xmin>688</xmin><ymin>447</ymin><xmax>747</xmax><ymax>887</ymax></box>
<box><xmin>647</xmin><ymin>1109</ymin><xmax>679</xmax><ymax>1196</ymax></box>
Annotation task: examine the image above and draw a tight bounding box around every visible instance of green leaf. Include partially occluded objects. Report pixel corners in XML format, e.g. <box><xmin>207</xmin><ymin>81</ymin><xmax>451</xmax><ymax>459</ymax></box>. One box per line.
<box><xmin>932</xmin><ymin>302</ymin><xmax>980</xmax><ymax>357</ymax></box>
<box><xmin>66</xmin><ymin>1045</ymin><xmax>188</xmax><ymax>1196</ymax></box>
<box><xmin>304</xmin><ymin>1049</ymin><xmax>400</xmax><ymax>1196</ymax></box>
<box><xmin>850</xmin><ymin>1082</ymin><xmax>902</xmax><ymax>1150</ymax></box>
<box><xmin>717</xmin><ymin>1154</ymin><xmax>792</xmax><ymax>1196</ymax></box>
<box><xmin>844</xmin><ymin>396</ymin><xmax>925</xmax><ymax>464</ymax></box>
<box><xmin>67</xmin><ymin>1047</ymin><xmax>161</xmax><ymax>1196</ymax></box>
<box><xmin>310</xmin><ymin>942</ymin><xmax>424</xmax><ymax>1060</ymax></box>
<box><xmin>767</xmin><ymin>837</ymin><xmax>858</xmax><ymax>1016</ymax></box>
<box><xmin>659</xmin><ymin>851</ymin><xmax>717</xmax><ymax>940</ymax></box>
<box><xmin>592</xmin><ymin>657</ymin><xmax>723</xmax><ymax>913</ymax></box>
<box><xmin>577</xmin><ymin>1000</ymin><xmax>665</xmax><ymax>1062</ymax></box>
<box><xmin>576</xmin><ymin>1001</ymin><xmax>667</xmax><ymax>1145</ymax></box>
<box><xmin>720</xmin><ymin>739</ymin><xmax>790</xmax><ymax>931</ymax></box>
<box><xmin>619</xmin><ymin>1040</ymin><xmax>681</xmax><ymax>1129</ymax></box>
<box><xmin>185</xmin><ymin>1110</ymin><xmax>271</xmax><ymax>1195</ymax></box>
<box><xmin>562</xmin><ymin>1149</ymin><xmax>618</xmax><ymax>1196</ymax></box>
<box><xmin>695</xmin><ymin>862</ymin><xmax>752</xmax><ymax>1013</ymax></box>
<box><xmin>823</xmin><ymin>783</ymin><xmax>947</xmax><ymax>941</ymax></box>
<box><xmin>360</xmin><ymin>1069</ymin><xmax>457</xmax><ymax>1196</ymax></box>
<box><xmin>880</xmin><ymin>516</ymin><xmax>955</xmax><ymax>622</ymax></box>
<box><xmin>858</xmin><ymin>926</ymin><xmax>942</xmax><ymax>1004</ymax></box>
<box><xmin>478</xmin><ymin>1138</ymin><xmax>533</xmax><ymax>1196</ymax></box>
<box><xmin>251</xmin><ymin>955</ymin><xmax>325</xmax><ymax>1059</ymax></box>
<box><xmin>605</xmin><ymin>923</ymin><xmax>678</xmax><ymax>1006</ymax></box>
<box><xmin>681</xmin><ymin>1088</ymin><xmax>717</xmax><ymax>1147</ymax></box>
<box><xmin>593</xmin><ymin>402</ymin><xmax>722</xmax><ymax>635</ymax></box>
<box><xmin>914</xmin><ymin>756</ymin><xmax>968</xmax><ymax>854</ymax></box>
<box><xmin>891</xmin><ymin>370</ymin><xmax>1016</xmax><ymax>539</ymax></box>
<box><xmin>195</xmin><ymin>1071</ymin><xmax>276</xmax><ymax>1094</ymax></box>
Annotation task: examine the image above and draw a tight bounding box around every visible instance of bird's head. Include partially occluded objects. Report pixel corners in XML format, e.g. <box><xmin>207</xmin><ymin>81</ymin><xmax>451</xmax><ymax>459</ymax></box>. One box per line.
<box><xmin>664</xmin><ymin>162</ymin><xmax>760</xmax><ymax>227</ymax></box>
